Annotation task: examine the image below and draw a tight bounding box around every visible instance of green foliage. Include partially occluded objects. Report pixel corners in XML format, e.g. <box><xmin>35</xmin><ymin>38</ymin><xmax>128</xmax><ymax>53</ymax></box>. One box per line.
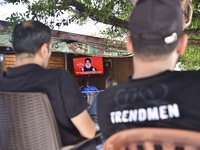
<box><xmin>3</xmin><ymin>0</ymin><xmax>133</xmax><ymax>30</ymax></box>
<box><xmin>178</xmin><ymin>1</ymin><xmax>200</xmax><ymax>70</ymax></box>
<box><xmin>185</xmin><ymin>0</ymin><xmax>200</xmax><ymax>38</ymax></box>
<box><xmin>178</xmin><ymin>46</ymin><xmax>200</xmax><ymax>70</ymax></box>
<box><xmin>100</xmin><ymin>26</ymin><xmax>129</xmax><ymax>42</ymax></box>
<box><xmin>4</xmin><ymin>0</ymin><xmax>29</xmax><ymax>5</ymax></box>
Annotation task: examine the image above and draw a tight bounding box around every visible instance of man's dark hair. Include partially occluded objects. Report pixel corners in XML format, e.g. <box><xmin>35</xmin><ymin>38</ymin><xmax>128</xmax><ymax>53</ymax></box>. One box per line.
<box><xmin>85</xmin><ymin>58</ymin><xmax>91</xmax><ymax>63</ymax></box>
<box><xmin>82</xmin><ymin>79</ymin><xmax>89</xmax><ymax>87</ymax></box>
<box><xmin>106</xmin><ymin>76</ymin><xmax>118</xmax><ymax>88</ymax></box>
<box><xmin>132</xmin><ymin>38</ymin><xmax>179</xmax><ymax>61</ymax></box>
<box><xmin>11</xmin><ymin>20</ymin><xmax>52</xmax><ymax>54</ymax></box>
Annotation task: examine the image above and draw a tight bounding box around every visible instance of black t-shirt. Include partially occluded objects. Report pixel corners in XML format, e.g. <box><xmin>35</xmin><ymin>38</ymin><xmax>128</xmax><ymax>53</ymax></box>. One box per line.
<box><xmin>97</xmin><ymin>70</ymin><xmax>200</xmax><ymax>138</ymax></box>
<box><xmin>0</xmin><ymin>64</ymin><xmax>88</xmax><ymax>146</ymax></box>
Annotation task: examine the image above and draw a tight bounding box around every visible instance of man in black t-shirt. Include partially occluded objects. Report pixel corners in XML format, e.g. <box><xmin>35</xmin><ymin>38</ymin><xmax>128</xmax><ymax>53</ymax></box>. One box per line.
<box><xmin>97</xmin><ymin>0</ymin><xmax>200</xmax><ymax>139</ymax></box>
<box><xmin>0</xmin><ymin>20</ymin><xmax>96</xmax><ymax>149</ymax></box>
<box><xmin>82</xmin><ymin>58</ymin><xmax>97</xmax><ymax>71</ymax></box>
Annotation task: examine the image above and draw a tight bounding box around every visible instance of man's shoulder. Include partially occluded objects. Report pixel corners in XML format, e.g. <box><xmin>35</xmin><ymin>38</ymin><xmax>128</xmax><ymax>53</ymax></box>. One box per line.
<box><xmin>81</xmin><ymin>87</ymin><xmax>90</xmax><ymax>91</ymax></box>
<box><xmin>167</xmin><ymin>70</ymin><xmax>200</xmax><ymax>82</ymax></box>
<box><xmin>0</xmin><ymin>70</ymin><xmax>4</xmax><ymax>78</ymax></box>
<box><xmin>98</xmin><ymin>83</ymin><xmax>125</xmax><ymax>100</ymax></box>
<box><xmin>35</xmin><ymin>67</ymin><xmax>72</xmax><ymax>81</ymax></box>
<box><xmin>89</xmin><ymin>85</ymin><xmax>98</xmax><ymax>91</ymax></box>
<box><xmin>44</xmin><ymin>67</ymin><xmax>69</xmax><ymax>74</ymax></box>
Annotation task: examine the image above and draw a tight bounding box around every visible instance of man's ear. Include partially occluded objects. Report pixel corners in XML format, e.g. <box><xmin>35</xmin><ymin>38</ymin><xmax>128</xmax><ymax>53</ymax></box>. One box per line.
<box><xmin>38</xmin><ymin>43</ymin><xmax>48</xmax><ymax>58</ymax></box>
<box><xmin>176</xmin><ymin>34</ymin><xmax>188</xmax><ymax>55</ymax></box>
<box><xmin>105</xmin><ymin>84</ymin><xmax>108</xmax><ymax>89</ymax></box>
<box><xmin>126</xmin><ymin>35</ymin><xmax>134</xmax><ymax>54</ymax></box>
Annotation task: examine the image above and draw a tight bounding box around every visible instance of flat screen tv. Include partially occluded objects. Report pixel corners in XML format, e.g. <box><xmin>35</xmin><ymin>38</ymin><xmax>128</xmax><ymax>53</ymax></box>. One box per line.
<box><xmin>73</xmin><ymin>56</ymin><xmax>104</xmax><ymax>76</ymax></box>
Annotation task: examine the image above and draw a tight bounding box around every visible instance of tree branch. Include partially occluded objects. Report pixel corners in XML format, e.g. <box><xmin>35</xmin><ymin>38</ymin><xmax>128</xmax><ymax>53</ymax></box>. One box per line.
<box><xmin>187</xmin><ymin>39</ymin><xmax>200</xmax><ymax>47</ymax></box>
<box><xmin>184</xmin><ymin>29</ymin><xmax>200</xmax><ymax>37</ymax></box>
<box><xmin>67</xmin><ymin>0</ymin><xmax>129</xmax><ymax>29</ymax></box>
<box><xmin>67</xmin><ymin>0</ymin><xmax>195</xmax><ymax>32</ymax></box>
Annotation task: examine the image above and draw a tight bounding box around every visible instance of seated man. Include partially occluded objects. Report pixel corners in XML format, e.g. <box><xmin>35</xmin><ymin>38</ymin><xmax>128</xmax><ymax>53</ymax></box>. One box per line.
<box><xmin>81</xmin><ymin>79</ymin><xmax>99</xmax><ymax>101</ymax></box>
<box><xmin>88</xmin><ymin>76</ymin><xmax>118</xmax><ymax>150</ymax></box>
<box><xmin>89</xmin><ymin>76</ymin><xmax>118</xmax><ymax>125</ymax></box>
<box><xmin>0</xmin><ymin>20</ymin><xmax>96</xmax><ymax>149</ymax></box>
<box><xmin>97</xmin><ymin>0</ymin><xmax>197</xmax><ymax>139</ymax></box>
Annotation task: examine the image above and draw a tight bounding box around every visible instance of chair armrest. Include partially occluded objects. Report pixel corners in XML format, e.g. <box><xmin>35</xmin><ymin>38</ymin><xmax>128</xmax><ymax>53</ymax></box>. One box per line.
<box><xmin>61</xmin><ymin>132</ymin><xmax>102</xmax><ymax>150</ymax></box>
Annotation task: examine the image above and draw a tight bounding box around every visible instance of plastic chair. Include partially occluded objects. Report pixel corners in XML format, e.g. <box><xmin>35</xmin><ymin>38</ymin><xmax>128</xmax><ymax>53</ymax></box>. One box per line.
<box><xmin>103</xmin><ymin>127</ymin><xmax>200</xmax><ymax>150</ymax></box>
<box><xmin>0</xmin><ymin>92</ymin><xmax>101</xmax><ymax>150</ymax></box>
<box><xmin>87</xmin><ymin>91</ymin><xmax>99</xmax><ymax>106</ymax></box>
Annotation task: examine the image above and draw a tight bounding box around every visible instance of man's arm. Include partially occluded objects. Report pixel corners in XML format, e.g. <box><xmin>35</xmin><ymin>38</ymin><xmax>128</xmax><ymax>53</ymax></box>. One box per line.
<box><xmin>71</xmin><ymin>110</ymin><xmax>96</xmax><ymax>139</ymax></box>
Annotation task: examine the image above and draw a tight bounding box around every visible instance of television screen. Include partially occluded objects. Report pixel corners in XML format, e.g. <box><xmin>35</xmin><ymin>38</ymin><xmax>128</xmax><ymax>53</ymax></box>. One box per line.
<box><xmin>73</xmin><ymin>56</ymin><xmax>104</xmax><ymax>76</ymax></box>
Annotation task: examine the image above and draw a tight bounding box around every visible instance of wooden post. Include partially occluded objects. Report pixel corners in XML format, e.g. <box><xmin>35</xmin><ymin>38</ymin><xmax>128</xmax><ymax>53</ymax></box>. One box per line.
<box><xmin>0</xmin><ymin>54</ymin><xmax>3</xmax><ymax>71</ymax></box>
<box><xmin>64</xmin><ymin>53</ymin><xmax>67</xmax><ymax>70</ymax></box>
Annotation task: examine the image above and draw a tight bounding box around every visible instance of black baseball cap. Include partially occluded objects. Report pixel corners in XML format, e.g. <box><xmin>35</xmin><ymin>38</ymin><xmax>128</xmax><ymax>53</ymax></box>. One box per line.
<box><xmin>129</xmin><ymin>0</ymin><xmax>183</xmax><ymax>46</ymax></box>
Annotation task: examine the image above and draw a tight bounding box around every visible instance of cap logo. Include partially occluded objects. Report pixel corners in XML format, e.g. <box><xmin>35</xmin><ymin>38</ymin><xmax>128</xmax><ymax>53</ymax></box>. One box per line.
<box><xmin>164</xmin><ymin>33</ymin><xmax>178</xmax><ymax>44</ymax></box>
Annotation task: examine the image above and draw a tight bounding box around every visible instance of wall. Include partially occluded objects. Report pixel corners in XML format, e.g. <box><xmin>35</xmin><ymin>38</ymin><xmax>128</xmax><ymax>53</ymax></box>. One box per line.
<box><xmin>67</xmin><ymin>54</ymin><xmax>133</xmax><ymax>90</ymax></box>
<box><xmin>1</xmin><ymin>52</ymin><xmax>133</xmax><ymax>90</ymax></box>
<box><xmin>2</xmin><ymin>52</ymin><xmax>65</xmax><ymax>71</ymax></box>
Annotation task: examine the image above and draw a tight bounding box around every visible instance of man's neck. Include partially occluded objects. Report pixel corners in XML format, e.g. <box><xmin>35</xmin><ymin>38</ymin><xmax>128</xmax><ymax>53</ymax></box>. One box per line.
<box><xmin>132</xmin><ymin>57</ymin><xmax>176</xmax><ymax>79</ymax></box>
<box><xmin>15</xmin><ymin>53</ymin><xmax>42</xmax><ymax>67</ymax></box>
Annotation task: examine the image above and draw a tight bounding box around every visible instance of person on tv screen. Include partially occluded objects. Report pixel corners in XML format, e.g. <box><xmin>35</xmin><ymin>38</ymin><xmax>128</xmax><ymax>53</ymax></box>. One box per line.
<box><xmin>82</xmin><ymin>58</ymin><xmax>97</xmax><ymax>71</ymax></box>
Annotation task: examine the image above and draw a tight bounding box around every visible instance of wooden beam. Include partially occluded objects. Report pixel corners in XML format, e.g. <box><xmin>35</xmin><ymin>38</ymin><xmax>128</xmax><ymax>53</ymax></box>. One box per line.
<box><xmin>0</xmin><ymin>20</ymin><xmax>11</xmax><ymax>32</ymax></box>
<box><xmin>52</xmin><ymin>30</ymin><xmax>200</xmax><ymax>47</ymax></box>
<box><xmin>52</xmin><ymin>30</ymin><xmax>126</xmax><ymax>50</ymax></box>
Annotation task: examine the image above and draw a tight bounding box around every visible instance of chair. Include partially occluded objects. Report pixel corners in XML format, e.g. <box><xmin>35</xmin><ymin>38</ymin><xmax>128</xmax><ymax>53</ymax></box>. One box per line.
<box><xmin>87</xmin><ymin>91</ymin><xmax>99</xmax><ymax>106</ymax></box>
<box><xmin>103</xmin><ymin>127</ymin><xmax>200</xmax><ymax>150</ymax></box>
<box><xmin>0</xmin><ymin>92</ymin><xmax>62</xmax><ymax>150</ymax></box>
<box><xmin>0</xmin><ymin>92</ymin><xmax>101</xmax><ymax>150</ymax></box>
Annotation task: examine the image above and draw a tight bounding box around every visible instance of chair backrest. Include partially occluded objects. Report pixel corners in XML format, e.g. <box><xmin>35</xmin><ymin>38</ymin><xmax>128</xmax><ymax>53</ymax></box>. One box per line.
<box><xmin>103</xmin><ymin>127</ymin><xmax>200</xmax><ymax>150</ymax></box>
<box><xmin>0</xmin><ymin>92</ymin><xmax>62</xmax><ymax>150</ymax></box>
<box><xmin>87</xmin><ymin>91</ymin><xmax>99</xmax><ymax>106</ymax></box>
